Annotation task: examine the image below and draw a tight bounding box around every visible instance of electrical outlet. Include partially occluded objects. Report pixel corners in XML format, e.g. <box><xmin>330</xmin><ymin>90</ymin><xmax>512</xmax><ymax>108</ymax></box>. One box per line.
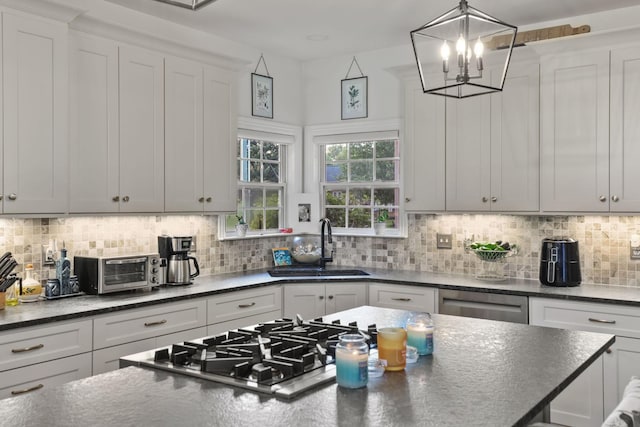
<box><xmin>42</xmin><ymin>244</ymin><xmax>55</xmax><ymax>265</ymax></box>
<box><xmin>437</xmin><ymin>233</ymin><xmax>453</xmax><ymax>249</ymax></box>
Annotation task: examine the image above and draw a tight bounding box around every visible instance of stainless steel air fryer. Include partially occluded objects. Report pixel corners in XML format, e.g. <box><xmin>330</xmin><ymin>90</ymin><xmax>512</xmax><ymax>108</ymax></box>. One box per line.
<box><xmin>539</xmin><ymin>237</ymin><xmax>581</xmax><ymax>287</ymax></box>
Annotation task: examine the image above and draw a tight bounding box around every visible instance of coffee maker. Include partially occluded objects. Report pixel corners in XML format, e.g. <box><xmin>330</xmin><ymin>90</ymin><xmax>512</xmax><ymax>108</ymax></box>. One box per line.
<box><xmin>157</xmin><ymin>235</ymin><xmax>200</xmax><ymax>285</ymax></box>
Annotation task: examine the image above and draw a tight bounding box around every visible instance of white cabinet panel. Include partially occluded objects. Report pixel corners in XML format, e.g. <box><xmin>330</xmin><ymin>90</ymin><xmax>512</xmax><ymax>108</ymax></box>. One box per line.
<box><xmin>93</xmin><ymin>300</ymin><xmax>206</xmax><ymax>349</ymax></box>
<box><xmin>403</xmin><ymin>77</ymin><xmax>445</xmax><ymax>212</ymax></box>
<box><xmin>207</xmin><ymin>310</ymin><xmax>282</xmax><ymax>336</ymax></box>
<box><xmin>2</xmin><ymin>13</ymin><xmax>67</xmax><ymax>213</ymax></box>
<box><xmin>0</xmin><ymin>353</ymin><xmax>92</xmax><ymax>400</ymax></box>
<box><xmin>207</xmin><ymin>286</ymin><xmax>282</xmax><ymax>325</ymax></box>
<box><xmin>119</xmin><ymin>45</ymin><xmax>165</xmax><ymax>212</ymax></box>
<box><xmin>283</xmin><ymin>283</ymin><xmax>367</xmax><ymax>320</ymax></box>
<box><xmin>603</xmin><ymin>336</ymin><xmax>640</xmax><ymax>415</ymax></box>
<box><xmin>325</xmin><ymin>283</ymin><xmax>367</xmax><ymax>315</ymax></box>
<box><xmin>540</xmin><ymin>51</ymin><xmax>610</xmax><ymax>212</ymax></box>
<box><xmin>368</xmin><ymin>283</ymin><xmax>437</xmax><ymax>313</ymax></box>
<box><xmin>0</xmin><ymin>319</ymin><xmax>92</xmax><ymax>372</ymax></box>
<box><xmin>610</xmin><ymin>46</ymin><xmax>640</xmax><ymax>211</ymax></box>
<box><xmin>69</xmin><ymin>35</ymin><xmax>119</xmax><ymax>213</ymax></box>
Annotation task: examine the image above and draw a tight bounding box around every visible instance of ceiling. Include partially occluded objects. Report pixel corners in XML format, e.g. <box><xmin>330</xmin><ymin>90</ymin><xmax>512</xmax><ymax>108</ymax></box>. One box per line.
<box><xmin>104</xmin><ymin>0</ymin><xmax>640</xmax><ymax>61</ymax></box>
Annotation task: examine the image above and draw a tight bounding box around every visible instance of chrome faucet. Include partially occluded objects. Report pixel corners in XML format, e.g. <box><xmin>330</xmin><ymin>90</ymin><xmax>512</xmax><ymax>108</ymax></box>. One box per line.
<box><xmin>319</xmin><ymin>217</ymin><xmax>333</xmax><ymax>268</ymax></box>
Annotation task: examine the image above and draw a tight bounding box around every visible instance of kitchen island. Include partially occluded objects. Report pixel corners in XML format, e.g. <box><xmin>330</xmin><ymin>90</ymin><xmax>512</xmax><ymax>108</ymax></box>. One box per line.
<box><xmin>0</xmin><ymin>306</ymin><xmax>614</xmax><ymax>427</ymax></box>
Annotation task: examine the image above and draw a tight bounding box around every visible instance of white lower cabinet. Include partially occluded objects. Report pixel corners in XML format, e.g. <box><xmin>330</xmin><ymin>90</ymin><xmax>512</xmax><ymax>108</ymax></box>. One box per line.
<box><xmin>529</xmin><ymin>297</ymin><xmax>640</xmax><ymax>427</ymax></box>
<box><xmin>283</xmin><ymin>283</ymin><xmax>367</xmax><ymax>320</ymax></box>
<box><xmin>207</xmin><ymin>286</ymin><xmax>283</xmax><ymax>335</ymax></box>
<box><xmin>0</xmin><ymin>353</ymin><xmax>92</xmax><ymax>400</ymax></box>
<box><xmin>0</xmin><ymin>319</ymin><xmax>93</xmax><ymax>400</ymax></box>
<box><xmin>368</xmin><ymin>283</ymin><xmax>437</xmax><ymax>313</ymax></box>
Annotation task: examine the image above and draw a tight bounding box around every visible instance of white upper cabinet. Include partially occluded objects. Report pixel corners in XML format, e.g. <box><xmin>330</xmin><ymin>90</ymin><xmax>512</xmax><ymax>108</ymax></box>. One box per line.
<box><xmin>70</xmin><ymin>39</ymin><xmax>165</xmax><ymax>213</ymax></box>
<box><xmin>118</xmin><ymin>46</ymin><xmax>165</xmax><ymax>212</ymax></box>
<box><xmin>610</xmin><ymin>45</ymin><xmax>640</xmax><ymax>212</ymax></box>
<box><xmin>69</xmin><ymin>35</ymin><xmax>119</xmax><ymax>213</ymax></box>
<box><xmin>403</xmin><ymin>77</ymin><xmax>446</xmax><ymax>212</ymax></box>
<box><xmin>445</xmin><ymin>63</ymin><xmax>539</xmax><ymax>212</ymax></box>
<box><xmin>164</xmin><ymin>56</ymin><xmax>236</xmax><ymax>213</ymax></box>
<box><xmin>540</xmin><ymin>50</ymin><xmax>610</xmax><ymax>212</ymax></box>
<box><xmin>2</xmin><ymin>13</ymin><xmax>68</xmax><ymax>214</ymax></box>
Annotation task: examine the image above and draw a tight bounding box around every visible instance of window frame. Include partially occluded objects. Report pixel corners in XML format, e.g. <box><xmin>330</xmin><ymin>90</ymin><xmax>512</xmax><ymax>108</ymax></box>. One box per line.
<box><xmin>218</xmin><ymin>117</ymin><xmax>302</xmax><ymax>240</ymax></box>
<box><xmin>304</xmin><ymin>119</ymin><xmax>406</xmax><ymax>238</ymax></box>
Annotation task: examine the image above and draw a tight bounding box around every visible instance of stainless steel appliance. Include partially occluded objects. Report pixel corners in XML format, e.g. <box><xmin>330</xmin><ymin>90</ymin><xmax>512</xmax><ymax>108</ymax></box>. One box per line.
<box><xmin>539</xmin><ymin>237</ymin><xmax>581</xmax><ymax>287</ymax></box>
<box><xmin>157</xmin><ymin>235</ymin><xmax>199</xmax><ymax>285</ymax></box>
<box><xmin>438</xmin><ymin>289</ymin><xmax>529</xmax><ymax>324</ymax></box>
<box><xmin>120</xmin><ymin>316</ymin><xmax>378</xmax><ymax>399</ymax></box>
<box><xmin>74</xmin><ymin>254</ymin><xmax>161</xmax><ymax>295</ymax></box>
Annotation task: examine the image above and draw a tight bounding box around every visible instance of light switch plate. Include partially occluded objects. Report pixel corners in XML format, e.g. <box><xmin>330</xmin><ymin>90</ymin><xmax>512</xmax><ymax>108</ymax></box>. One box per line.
<box><xmin>437</xmin><ymin>233</ymin><xmax>452</xmax><ymax>249</ymax></box>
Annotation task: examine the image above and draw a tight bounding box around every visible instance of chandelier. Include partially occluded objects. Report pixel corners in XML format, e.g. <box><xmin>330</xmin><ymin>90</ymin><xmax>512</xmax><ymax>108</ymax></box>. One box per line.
<box><xmin>410</xmin><ymin>0</ymin><xmax>517</xmax><ymax>98</ymax></box>
<box><xmin>149</xmin><ymin>0</ymin><xmax>218</xmax><ymax>10</ymax></box>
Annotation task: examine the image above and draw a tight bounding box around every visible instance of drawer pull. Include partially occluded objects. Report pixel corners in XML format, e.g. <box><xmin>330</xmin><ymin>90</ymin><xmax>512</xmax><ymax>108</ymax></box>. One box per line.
<box><xmin>11</xmin><ymin>383</ymin><xmax>43</xmax><ymax>395</ymax></box>
<box><xmin>391</xmin><ymin>298</ymin><xmax>412</xmax><ymax>302</ymax></box>
<box><xmin>588</xmin><ymin>317</ymin><xmax>616</xmax><ymax>324</ymax></box>
<box><xmin>11</xmin><ymin>343</ymin><xmax>44</xmax><ymax>353</ymax></box>
<box><xmin>144</xmin><ymin>319</ymin><xmax>167</xmax><ymax>327</ymax></box>
<box><xmin>238</xmin><ymin>302</ymin><xmax>256</xmax><ymax>308</ymax></box>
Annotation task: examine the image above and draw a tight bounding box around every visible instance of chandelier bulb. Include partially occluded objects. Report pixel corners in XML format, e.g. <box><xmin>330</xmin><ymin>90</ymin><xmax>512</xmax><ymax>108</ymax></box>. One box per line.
<box><xmin>474</xmin><ymin>37</ymin><xmax>484</xmax><ymax>58</ymax></box>
<box><xmin>456</xmin><ymin>35</ymin><xmax>466</xmax><ymax>55</ymax></box>
<box><xmin>440</xmin><ymin>41</ymin><xmax>450</xmax><ymax>60</ymax></box>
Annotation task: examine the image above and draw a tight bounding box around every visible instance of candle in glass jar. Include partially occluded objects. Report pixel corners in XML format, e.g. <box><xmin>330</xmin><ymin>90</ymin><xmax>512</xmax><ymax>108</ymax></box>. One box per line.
<box><xmin>335</xmin><ymin>334</ymin><xmax>369</xmax><ymax>389</ymax></box>
<box><xmin>377</xmin><ymin>327</ymin><xmax>407</xmax><ymax>371</ymax></box>
<box><xmin>406</xmin><ymin>323</ymin><xmax>434</xmax><ymax>355</ymax></box>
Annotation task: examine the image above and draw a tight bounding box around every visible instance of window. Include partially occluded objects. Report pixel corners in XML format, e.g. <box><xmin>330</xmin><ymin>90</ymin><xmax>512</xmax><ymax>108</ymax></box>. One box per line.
<box><xmin>319</xmin><ymin>131</ymin><xmax>401</xmax><ymax>235</ymax></box>
<box><xmin>224</xmin><ymin>137</ymin><xmax>286</xmax><ymax>235</ymax></box>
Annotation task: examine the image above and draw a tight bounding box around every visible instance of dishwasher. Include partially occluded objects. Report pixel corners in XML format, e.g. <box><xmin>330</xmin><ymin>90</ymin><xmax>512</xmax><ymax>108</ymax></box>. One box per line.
<box><xmin>438</xmin><ymin>289</ymin><xmax>528</xmax><ymax>324</ymax></box>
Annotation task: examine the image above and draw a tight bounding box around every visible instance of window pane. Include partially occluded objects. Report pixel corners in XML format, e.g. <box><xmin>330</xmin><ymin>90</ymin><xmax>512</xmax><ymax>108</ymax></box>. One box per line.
<box><xmin>326</xmin><ymin>208</ymin><xmax>346</xmax><ymax>227</ymax></box>
<box><xmin>265</xmin><ymin>209</ymin><xmax>279</xmax><ymax>229</ymax></box>
<box><xmin>265</xmin><ymin>189</ymin><xmax>280</xmax><ymax>207</ymax></box>
<box><xmin>326</xmin><ymin>189</ymin><xmax>346</xmax><ymax>205</ymax></box>
<box><xmin>264</xmin><ymin>163</ymin><xmax>280</xmax><ymax>183</ymax></box>
<box><xmin>249</xmin><ymin>161</ymin><xmax>261</xmax><ymax>182</ymax></box>
<box><xmin>374</xmin><ymin>188</ymin><xmax>397</xmax><ymax>205</ymax></box>
<box><xmin>326</xmin><ymin>163</ymin><xmax>347</xmax><ymax>182</ymax></box>
<box><xmin>349</xmin><ymin>188</ymin><xmax>371</xmax><ymax>206</ymax></box>
<box><xmin>376</xmin><ymin>140</ymin><xmax>396</xmax><ymax>158</ymax></box>
<box><xmin>325</xmin><ymin>144</ymin><xmax>347</xmax><ymax>162</ymax></box>
<box><xmin>350</xmin><ymin>161</ymin><xmax>373</xmax><ymax>181</ymax></box>
<box><xmin>247</xmin><ymin>188</ymin><xmax>263</xmax><ymax>207</ymax></box>
<box><xmin>375</xmin><ymin>160</ymin><xmax>397</xmax><ymax>181</ymax></box>
<box><xmin>263</xmin><ymin>142</ymin><xmax>279</xmax><ymax>161</ymax></box>
<box><xmin>348</xmin><ymin>208</ymin><xmax>371</xmax><ymax>228</ymax></box>
<box><xmin>249</xmin><ymin>140</ymin><xmax>261</xmax><ymax>159</ymax></box>
<box><xmin>247</xmin><ymin>210</ymin><xmax>263</xmax><ymax>230</ymax></box>
<box><xmin>350</xmin><ymin>142</ymin><xmax>373</xmax><ymax>160</ymax></box>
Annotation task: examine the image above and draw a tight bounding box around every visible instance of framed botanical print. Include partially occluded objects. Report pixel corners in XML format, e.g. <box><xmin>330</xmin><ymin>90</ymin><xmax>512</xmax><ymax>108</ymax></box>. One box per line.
<box><xmin>252</xmin><ymin>73</ymin><xmax>273</xmax><ymax>119</ymax></box>
<box><xmin>341</xmin><ymin>76</ymin><xmax>368</xmax><ymax>120</ymax></box>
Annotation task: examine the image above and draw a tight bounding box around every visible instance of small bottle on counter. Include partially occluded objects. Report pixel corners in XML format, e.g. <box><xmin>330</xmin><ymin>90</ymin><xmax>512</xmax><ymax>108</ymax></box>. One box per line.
<box><xmin>56</xmin><ymin>245</ymin><xmax>71</xmax><ymax>295</ymax></box>
<box><xmin>335</xmin><ymin>334</ymin><xmax>369</xmax><ymax>389</ymax></box>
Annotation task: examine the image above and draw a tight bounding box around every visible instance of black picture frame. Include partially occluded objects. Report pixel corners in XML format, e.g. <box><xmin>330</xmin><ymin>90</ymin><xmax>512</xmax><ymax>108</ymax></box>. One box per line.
<box><xmin>341</xmin><ymin>76</ymin><xmax>368</xmax><ymax>120</ymax></box>
<box><xmin>251</xmin><ymin>73</ymin><xmax>273</xmax><ymax>119</ymax></box>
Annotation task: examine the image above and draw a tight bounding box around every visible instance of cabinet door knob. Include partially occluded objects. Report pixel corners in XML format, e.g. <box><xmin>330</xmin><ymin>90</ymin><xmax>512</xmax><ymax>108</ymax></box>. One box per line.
<box><xmin>612</xmin><ymin>195</ymin><xmax>620</xmax><ymax>202</ymax></box>
<box><xmin>123</xmin><ymin>196</ymin><xmax>130</xmax><ymax>202</ymax></box>
<box><xmin>328</xmin><ymin>295</ymin><xmax>334</xmax><ymax>300</ymax></box>
<box><xmin>198</xmin><ymin>197</ymin><xmax>205</xmax><ymax>203</ymax></box>
<box><xmin>405</xmin><ymin>197</ymin><xmax>411</xmax><ymax>203</ymax></box>
<box><xmin>319</xmin><ymin>295</ymin><xmax>324</xmax><ymax>300</ymax></box>
<box><xmin>482</xmin><ymin>197</ymin><xmax>488</xmax><ymax>203</ymax></box>
<box><xmin>491</xmin><ymin>197</ymin><xmax>497</xmax><ymax>202</ymax></box>
<box><xmin>112</xmin><ymin>196</ymin><xmax>120</xmax><ymax>202</ymax></box>
<box><xmin>599</xmin><ymin>195</ymin><xmax>607</xmax><ymax>202</ymax></box>
<box><xmin>0</xmin><ymin>195</ymin><xmax>3</xmax><ymax>201</ymax></box>
<box><xmin>206</xmin><ymin>197</ymin><xmax>212</xmax><ymax>203</ymax></box>
<box><xmin>8</xmin><ymin>193</ymin><xmax>17</xmax><ymax>201</ymax></box>
<box><xmin>606</xmin><ymin>348</ymin><xmax>612</xmax><ymax>354</ymax></box>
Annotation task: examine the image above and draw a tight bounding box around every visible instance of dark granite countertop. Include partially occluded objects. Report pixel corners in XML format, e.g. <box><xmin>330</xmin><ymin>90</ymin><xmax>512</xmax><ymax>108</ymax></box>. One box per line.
<box><xmin>1</xmin><ymin>267</ymin><xmax>639</xmax><ymax>332</ymax></box>
<box><xmin>0</xmin><ymin>306</ymin><xmax>615</xmax><ymax>427</ymax></box>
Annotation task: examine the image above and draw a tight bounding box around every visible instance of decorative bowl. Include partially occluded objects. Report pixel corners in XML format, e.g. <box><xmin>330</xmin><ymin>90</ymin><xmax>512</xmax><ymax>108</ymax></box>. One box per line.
<box><xmin>291</xmin><ymin>236</ymin><xmax>322</xmax><ymax>264</ymax></box>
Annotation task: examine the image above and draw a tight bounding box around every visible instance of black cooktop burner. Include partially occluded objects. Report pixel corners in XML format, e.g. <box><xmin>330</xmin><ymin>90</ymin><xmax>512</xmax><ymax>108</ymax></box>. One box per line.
<box><xmin>121</xmin><ymin>316</ymin><xmax>378</xmax><ymax>398</ymax></box>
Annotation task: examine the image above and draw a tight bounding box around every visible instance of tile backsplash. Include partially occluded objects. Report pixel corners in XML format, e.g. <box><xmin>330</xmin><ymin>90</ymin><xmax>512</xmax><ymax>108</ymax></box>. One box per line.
<box><xmin>1</xmin><ymin>214</ymin><xmax>640</xmax><ymax>287</ymax></box>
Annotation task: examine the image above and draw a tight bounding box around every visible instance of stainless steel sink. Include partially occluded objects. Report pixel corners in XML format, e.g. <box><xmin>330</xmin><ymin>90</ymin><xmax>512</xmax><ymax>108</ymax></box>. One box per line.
<box><xmin>267</xmin><ymin>267</ymin><xmax>369</xmax><ymax>277</ymax></box>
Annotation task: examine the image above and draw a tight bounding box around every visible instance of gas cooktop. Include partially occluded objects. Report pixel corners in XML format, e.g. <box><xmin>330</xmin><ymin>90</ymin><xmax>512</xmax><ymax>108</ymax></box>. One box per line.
<box><xmin>120</xmin><ymin>316</ymin><xmax>378</xmax><ymax>399</ymax></box>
